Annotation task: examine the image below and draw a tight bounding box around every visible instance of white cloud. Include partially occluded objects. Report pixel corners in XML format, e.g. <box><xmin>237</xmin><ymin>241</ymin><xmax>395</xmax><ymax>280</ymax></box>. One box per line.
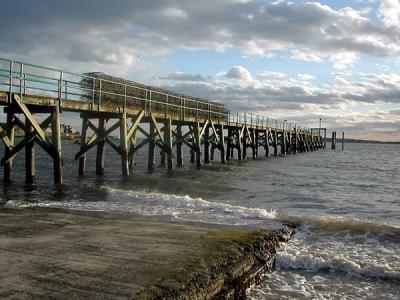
<box><xmin>379</xmin><ymin>0</ymin><xmax>400</xmax><ymax>28</ymax></box>
<box><xmin>225</xmin><ymin>66</ymin><xmax>253</xmax><ymax>81</ymax></box>
<box><xmin>162</xmin><ymin>7</ymin><xmax>188</xmax><ymax>18</ymax></box>
<box><xmin>297</xmin><ymin>74</ymin><xmax>315</xmax><ymax>81</ymax></box>
<box><xmin>290</xmin><ymin>49</ymin><xmax>323</xmax><ymax>62</ymax></box>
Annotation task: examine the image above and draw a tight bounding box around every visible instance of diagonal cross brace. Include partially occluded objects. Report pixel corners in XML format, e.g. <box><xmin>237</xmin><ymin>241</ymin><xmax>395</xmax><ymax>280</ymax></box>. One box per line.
<box><xmin>75</xmin><ymin>119</ymin><xmax>120</xmax><ymax>159</ymax></box>
<box><xmin>1</xmin><ymin>115</ymin><xmax>54</xmax><ymax>166</ymax></box>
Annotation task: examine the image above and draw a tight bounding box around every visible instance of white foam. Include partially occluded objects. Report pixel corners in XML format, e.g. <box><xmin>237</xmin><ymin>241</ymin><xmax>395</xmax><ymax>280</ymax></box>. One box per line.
<box><xmin>9</xmin><ymin>186</ymin><xmax>278</xmax><ymax>226</ymax></box>
<box><xmin>275</xmin><ymin>228</ymin><xmax>400</xmax><ymax>281</ymax></box>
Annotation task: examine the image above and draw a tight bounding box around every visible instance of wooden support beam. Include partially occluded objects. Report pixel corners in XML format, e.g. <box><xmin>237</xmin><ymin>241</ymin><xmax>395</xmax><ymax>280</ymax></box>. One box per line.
<box><xmin>13</xmin><ymin>95</ymin><xmax>47</xmax><ymax>142</ymax></box>
<box><xmin>148</xmin><ymin>118</ymin><xmax>155</xmax><ymax>170</ymax></box>
<box><xmin>129</xmin><ymin>124</ymin><xmax>137</xmax><ymax>170</ymax></box>
<box><xmin>176</xmin><ymin>124</ymin><xmax>183</xmax><ymax>167</ymax></box>
<box><xmin>3</xmin><ymin>112</ymin><xmax>15</xmax><ymax>182</ymax></box>
<box><xmin>237</xmin><ymin>129</ymin><xmax>242</xmax><ymax>160</ymax></box>
<box><xmin>331</xmin><ymin>131</ymin><xmax>336</xmax><ymax>150</ymax></box>
<box><xmin>281</xmin><ymin>132</ymin><xmax>286</xmax><ymax>155</ymax></box>
<box><xmin>273</xmin><ymin>130</ymin><xmax>278</xmax><ymax>157</ymax></box>
<box><xmin>127</xmin><ymin>111</ymin><xmax>145</xmax><ymax>139</ymax></box>
<box><xmin>226</xmin><ymin>128</ymin><xmax>232</xmax><ymax>161</ymax></box>
<box><xmin>25</xmin><ymin>116</ymin><xmax>35</xmax><ymax>184</ymax></box>
<box><xmin>75</xmin><ymin>119</ymin><xmax>120</xmax><ymax>159</ymax></box>
<box><xmin>96</xmin><ymin>118</ymin><xmax>106</xmax><ymax>175</ymax></box>
<box><xmin>52</xmin><ymin>106</ymin><xmax>63</xmax><ymax>184</ymax></box>
<box><xmin>219</xmin><ymin>125</ymin><xmax>226</xmax><ymax>164</ymax></box>
<box><xmin>194</xmin><ymin>122</ymin><xmax>201</xmax><ymax>168</ymax></box>
<box><xmin>242</xmin><ymin>126</ymin><xmax>247</xmax><ymax>160</ymax></box>
<box><xmin>78</xmin><ymin>117</ymin><xmax>88</xmax><ymax>175</ymax></box>
<box><xmin>265</xmin><ymin>130</ymin><xmax>270</xmax><ymax>157</ymax></box>
<box><xmin>342</xmin><ymin>132</ymin><xmax>345</xmax><ymax>150</ymax></box>
<box><xmin>166</xmin><ymin>118</ymin><xmax>174</xmax><ymax>170</ymax></box>
<box><xmin>1</xmin><ymin>116</ymin><xmax>53</xmax><ymax>166</ymax></box>
<box><xmin>252</xmin><ymin>129</ymin><xmax>257</xmax><ymax>159</ymax></box>
<box><xmin>204</xmin><ymin>124</ymin><xmax>210</xmax><ymax>163</ymax></box>
<box><xmin>120</xmin><ymin>113</ymin><xmax>129</xmax><ymax>176</ymax></box>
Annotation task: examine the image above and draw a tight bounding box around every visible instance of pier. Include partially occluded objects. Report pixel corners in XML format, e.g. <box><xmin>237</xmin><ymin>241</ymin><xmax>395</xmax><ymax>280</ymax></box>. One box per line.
<box><xmin>0</xmin><ymin>58</ymin><xmax>328</xmax><ymax>185</ymax></box>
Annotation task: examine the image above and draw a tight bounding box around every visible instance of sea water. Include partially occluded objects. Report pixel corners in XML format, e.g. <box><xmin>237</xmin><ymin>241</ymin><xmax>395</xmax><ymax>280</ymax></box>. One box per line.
<box><xmin>0</xmin><ymin>141</ymin><xmax>399</xmax><ymax>299</ymax></box>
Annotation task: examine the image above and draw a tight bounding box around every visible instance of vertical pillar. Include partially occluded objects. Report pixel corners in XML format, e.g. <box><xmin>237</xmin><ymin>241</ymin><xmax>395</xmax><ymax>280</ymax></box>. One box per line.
<box><xmin>331</xmin><ymin>131</ymin><xmax>336</xmax><ymax>150</ymax></box>
<box><xmin>190</xmin><ymin>149</ymin><xmax>195</xmax><ymax>163</ymax></box>
<box><xmin>4</xmin><ymin>111</ymin><xmax>15</xmax><ymax>182</ymax></box>
<box><xmin>78</xmin><ymin>116</ymin><xmax>88</xmax><ymax>175</ymax></box>
<box><xmin>129</xmin><ymin>124</ymin><xmax>137</xmax><ymax>170</ymax></box>
<box><xmin>160</xmin><ymin>151</ymin><xmax>166</xmax><ymax>167</ymax></box>
<box><xmin>237</xmin><ymin>129</ymin><xmax>242</xmax><ymax>160</ymax></box>
<box><xmin>342</xmin><ymin>132</ymin><xmax>345</xmax><ymax>150</ymax></box>
<box><xmin>148</xmin><ymin>118</ymin><xmax>155</xmax><ymax>170</ymax></box>
<box><xmin>52</xmin><ymin>106</ymin><xmax>63</xmax><ymax>184</ymax></box>
<box><xmin>226</xmin><ymin>128</ymin><xmax>232</xmax><ymax>161</ymax></box>
<box><xmin>264</xmin><ymin>130</ymin><xmax>269</xmax><ymax>157</ymax></box>
<box><xmin>219</xmin><ymin>125</ymin><xmax>226</xmax><ymax>164</ymax></box>
<box><xmin>120</xmin><ymin>113</ymin><xmax>129</xmax><ymax>176</ymax></box>
<box><xmin>25</xmin><ymin>116</ymin><xmax>35</xmax><ymax>184</ymax></box>
<box><xmin>281</xmin><ymin>132</ymin><xmax>286</xmax><ymax>155</ymax></box>
<box><xmin>204</xmin><ymin>124</ymin><xmax>210</xmax><ymax>163</ymax></box>
<box><xmin>96</xmin><ymin>118</ymin><xmax>106</xmax><ymax>175</ymax></box>
<box><xmin>176</xmin><ymin>124</ymin><xmax>183</xmax><ymax>167</ymax></box>
<box><xmin>252</xmin><ymin>129</ymin><xmax>257</xmax><ymax>159</ymax></box>
<box><xmin>194</xmin><ymin>122</ymin><xmax>201</xmax><ymax>168</ymax></box>
<box><xmin>273</xmin><ymin>130</ymin><xmax>278</xmax><ymax>156</ymax></box>
<box><xmin>166</xmin><ymin>118</ymin><xmax>174</xmax><ymax>170</ymax></box>
<box><xmin>324</xmin><ymin>129</ymin><xmax>327</xmax><ymax>149</ymax></box>
<box><xmin>242</xmin><ymin>127</ymin><xmax>247</xmax><ymax>160</ymax></box>
<box><xmin>294</xmin><ymin>128</ymin><xmax>298</xmax><ymax>154</ymax></box>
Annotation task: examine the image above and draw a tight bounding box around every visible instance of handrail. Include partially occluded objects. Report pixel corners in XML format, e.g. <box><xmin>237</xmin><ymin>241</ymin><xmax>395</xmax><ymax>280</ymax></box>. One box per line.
<box><xmin>0</xmin><ymin>57</ymin><xmax>312</xmax><ymax>133</ymax></box>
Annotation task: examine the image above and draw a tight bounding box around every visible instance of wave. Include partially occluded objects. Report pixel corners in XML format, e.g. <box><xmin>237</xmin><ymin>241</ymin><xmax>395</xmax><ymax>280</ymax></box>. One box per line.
<box><xmin>276</xmin><ymin>249</ymin><xmax>400</xmax><ymax>282</ymax></box>
<box><xmin>3</xmin><ymin>186</ymin><xmax>278</xmax><ymax>226</ymax></box>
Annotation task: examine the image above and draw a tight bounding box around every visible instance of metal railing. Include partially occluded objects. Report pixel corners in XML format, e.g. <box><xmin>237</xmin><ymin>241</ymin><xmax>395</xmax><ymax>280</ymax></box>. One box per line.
<box><xmin>0</xmin><ymin>57</ymin><xmax>312</xmax><ymax>133</ymax></box>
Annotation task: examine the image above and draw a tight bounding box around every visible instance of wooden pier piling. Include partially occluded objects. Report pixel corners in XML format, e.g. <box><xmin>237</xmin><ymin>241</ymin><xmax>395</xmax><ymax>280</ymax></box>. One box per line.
<box><xmin>51</xmin><ymin>106</ymin><xmax>63</xmax><ymax>184</ymax></box>
<box><xmin>3</xmin><ymin>111</ymin><xmax>15</xmax><ymax>182</ymax></box>
<box><xmin>176</xmin><ymin>124</ymin><xmax>183</xmax><ymax>167</ymax></box>
<box><xmin>96</xmin><ymin>118</ymin><xmax>106</xmax><ymax>175</ymax></box>
<box><xmin>25</xmin><ymin>117</ymin><xmax>35</xmax><ymax>184</ymax></box>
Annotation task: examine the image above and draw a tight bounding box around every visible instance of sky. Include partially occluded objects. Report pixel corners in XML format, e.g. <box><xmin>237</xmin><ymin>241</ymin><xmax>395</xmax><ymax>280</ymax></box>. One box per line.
<box><xmin>0</xmin><ymin>0</ymin><xmax>399</xmax><ymax>141</ymax></box>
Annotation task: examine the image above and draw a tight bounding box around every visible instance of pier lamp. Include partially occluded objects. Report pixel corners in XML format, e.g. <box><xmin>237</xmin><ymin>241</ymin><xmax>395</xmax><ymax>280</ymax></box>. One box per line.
<box><xmin>319</xmin><ymin>118</ymin><xmax>322</xmax><ymax>135</ymax></box>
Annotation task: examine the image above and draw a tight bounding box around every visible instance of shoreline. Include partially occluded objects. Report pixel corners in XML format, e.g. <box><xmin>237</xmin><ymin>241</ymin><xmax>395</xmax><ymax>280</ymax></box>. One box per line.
<box><xmin>0</xmin><ymin>207</ymin><xmax>294</xmax><ymax>299</ymax></box>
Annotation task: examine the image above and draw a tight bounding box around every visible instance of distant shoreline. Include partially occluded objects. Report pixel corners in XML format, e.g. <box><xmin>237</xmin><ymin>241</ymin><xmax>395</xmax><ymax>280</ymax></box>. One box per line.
<box><xmin>327</xmin><ymin>138</ymin><xmax>400</xmax><ymax>144</ymax></box>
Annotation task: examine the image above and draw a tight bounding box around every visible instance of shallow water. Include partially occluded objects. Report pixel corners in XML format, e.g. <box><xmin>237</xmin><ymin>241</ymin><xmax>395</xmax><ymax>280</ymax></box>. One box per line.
<box><xmin>0</xmin><ymin>141</ymin><xmax>399</xmax><ymax>299</ymax></box>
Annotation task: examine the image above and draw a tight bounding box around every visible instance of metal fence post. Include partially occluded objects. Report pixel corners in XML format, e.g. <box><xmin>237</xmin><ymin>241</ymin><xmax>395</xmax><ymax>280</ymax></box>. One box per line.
<box><xmin>98</xmin><ymin>79</ymin><xmax>102</xmax><ymax>111</ymax></box>
<box><xmin>124</xmin><ymin>84</ymin><xmax>127</xmax><ymax>112</ymax></box>
<box><xmin>9</xmin><ymin>60</ymin><xmax>13</xmax><ymax>102</ymax></box>
<box><xmin>19</xmin><ymin>63</ymin><xmax>23</xmax><ymax>99</ymax></box>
